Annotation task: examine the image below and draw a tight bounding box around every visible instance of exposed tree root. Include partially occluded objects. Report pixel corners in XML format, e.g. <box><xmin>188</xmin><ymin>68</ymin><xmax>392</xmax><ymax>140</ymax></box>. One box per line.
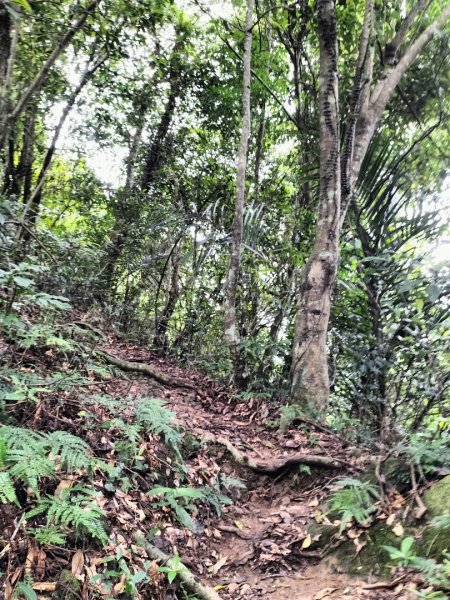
<box><xmin>96</xmin><ymin>349</ymin><xmax>199</xmax><ymax>392</ymax></box>
<box><xmin>200</xmin><ymin>431</ymin><xmax>343</xmax><ymax>473</ymax></box>
<box><xmin>135</xmin><ymin>536</ymin><xmax>223</xmax><ymax>600</ymax></box>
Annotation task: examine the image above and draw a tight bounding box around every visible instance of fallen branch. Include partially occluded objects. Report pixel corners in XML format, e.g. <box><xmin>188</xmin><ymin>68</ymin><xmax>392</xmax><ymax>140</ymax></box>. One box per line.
<box><xmin>72</xmin><ymin>320</ymin><xmax>107</xmax><ymax>341</ymax></box>
<box><xmin>96</xmin><ymin>349</ymin><xmax>199</xmax><ymax>392</ymax></box>
<box><xmin>135</xmin><ymin>536</ymin><xmax>222</xmax><ymax>600</ymax></box>
<box><xmin>363</xmin><ymin>574</ymin><xmax>407</xmax><ymax>590</ymax></box>
<box><xmin>200</xmin><ymin>431</ymin><xmax>343</xmax><ymax>473</ymax></box>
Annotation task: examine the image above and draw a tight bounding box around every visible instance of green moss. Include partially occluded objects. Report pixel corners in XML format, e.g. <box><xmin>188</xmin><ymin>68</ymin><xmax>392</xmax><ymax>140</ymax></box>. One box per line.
<box><xmin>423</xmin><ymin>476</ymin><xmax>450</xmax><ymax>518</ymax></box>
<box><xmin>329</xmin><ymin>523</ymin><xmax>408</xmax><ymax>577</ymax></box>
<box><xmin>419</xmin><ymin>526</ymin><xmax>450</xmax><ymax>559</ymax></box>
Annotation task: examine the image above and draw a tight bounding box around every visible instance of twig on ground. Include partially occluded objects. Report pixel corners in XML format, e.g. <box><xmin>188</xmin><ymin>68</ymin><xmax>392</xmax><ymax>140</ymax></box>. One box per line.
<box><xmin>96</xmin><ymin>349</ymin><xmax>204</xmax><ymax>396</ymax></box>
<box><xmin>363</xmin><ymin>574</ymin><xmax>407</xmax><ymax>589</ymax></box>
<box><xmin>409</xmin><ymin>462</ymin><xmax>427</xmax><ymax>519</ymax></box>
<box><xmin>134</xmin><ymin>535</ymin><xmax>223</xmax><ymax>600</ymax></box>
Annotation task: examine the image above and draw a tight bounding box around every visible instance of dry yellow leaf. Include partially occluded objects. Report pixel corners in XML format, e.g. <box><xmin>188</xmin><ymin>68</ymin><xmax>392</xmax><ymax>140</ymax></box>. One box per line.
<box><xmin>301</xmin><ymin>534</ymin><xmax>312</xmax><ymax>549</ymax></box>
<box><xmin>392</xmin><ymin>522</ymin><xmax>404</xmax><ymax>537</ymax></box>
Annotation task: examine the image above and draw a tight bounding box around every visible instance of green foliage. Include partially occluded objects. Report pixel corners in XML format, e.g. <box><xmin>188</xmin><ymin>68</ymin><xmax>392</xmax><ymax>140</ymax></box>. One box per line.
<box><xmin>0</xmin><ymin>471</ymin><xmax>19</xmax><ymax>505</ymax></box>
<box><xmin>0</xmin><ymin>426</ymin><xmax>105</xmax><ymax>542</ymax></box>
<box><xmin>148</xmin><ymin>486</ymin><xmax>204</xmax><ymax>532</ymax></box>
<box><xmin>12</xmin><ymin>580</ymin><xmax>37</xmax><ymax>600</ymax></box>
<box><xmin>26</xmin><ymin>486</ymin><xmax>107</xmax><ymax>545</ymax></box>
<box><xmin>135</xmin><ymin>397</ymin><xmax>182</xmax><ymax>456</ymax></box>
<box><xmin>200</xmin><ymin>474</ymin><xmax>245</xmax><ymax>516</ymax></box>
<box><xmin>383</xmin><ymin>536</ymin><xmax>417</xmax><ymax>567</ymax></box>
<box><xmin>0</xmin><ymin>427</ymin><xmax>94</xmax><ymax>497</ymax></box>
<box><xmin>46</xmin><ymin>431</ymin><xmax>91</xmax><ymax>472</ymax></box>
<box><xmin>397</xmin><ymin>433</ymin><xmax>450</xmax><ymax>475</ymax></box>
<box><xmin>431</xmin><ymin>514</ymin><xmax>450</xmax><ymax>530</ymax></box>
<box><xmin>92</xmin><ymin>547</ymin><xmax>153</xmax><ymax>596</ymax></box>
<box><xmin>278</xmin><ymin>405</ymin><xmax>306</xmax><ymax>432</ymax></box>
<box><xmin>329</xmin><ymin>477</ymin><xmax>380</xmax><ymax>532</ymax></box>
<box><xmin>158</xmin><ymin>554</ymin><xmax>188</xmax><ymax>584</ymax></box>
<box><xmin>384</xmin><ymin>537</ymin><xmax>450</xmax><ymax>595</ymax></box>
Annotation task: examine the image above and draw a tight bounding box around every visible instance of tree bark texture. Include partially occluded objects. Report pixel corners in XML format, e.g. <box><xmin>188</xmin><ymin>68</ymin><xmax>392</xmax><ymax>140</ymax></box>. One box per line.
<box><xmin>224</xmin><ymin>0</ymin><xmax>254</xmax><ymax>379</ymax></box>
<box><xmin>290</xmin><ymin>0</ymin><xmax>450</xmax><ymax>413</ymax></box>
<box><xmin>290</xmin><ymin>0</ymin><xmax>340</xmax><ymax>413</ymax></box>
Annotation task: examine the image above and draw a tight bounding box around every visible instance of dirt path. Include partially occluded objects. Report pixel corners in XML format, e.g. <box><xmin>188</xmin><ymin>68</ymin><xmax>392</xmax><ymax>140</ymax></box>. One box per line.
<box><xmin>99</xmin><ymin>342</ymin><xmax>406</xmax><ymax>600</ymax></box>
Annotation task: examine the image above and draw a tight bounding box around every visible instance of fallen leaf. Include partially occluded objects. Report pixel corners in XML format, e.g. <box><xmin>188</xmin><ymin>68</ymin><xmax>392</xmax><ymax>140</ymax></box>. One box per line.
<box><xmin>386</xmin><ymin>514</ymin><xmax>396</xmax><ymax>526</ymax></box>
<box><xmin>209</xmin><ymin>555</ymin><xmax>228</xmax><ymax>575</ymax></box>
<box><xmin>314</xmin><ymin>510</ymin><xmax>324</xmax><ymax>523</ymax></box>
<box><xmin>392</xmin><ymin>522</ymin><xmax>404</xmax><ymax>537</ymax></box>
<box><xmin>71</xmin><ymin>550</ymin><xmax>84</xmax><ymax>579</ymax></box>
<box><xmin>32</xmin><ymin>582</ymin><xmax>57</xmax><ymax>592</ymax></box>
<box><xmin>301</xmin><ymin>534</ymin><xmax>312</xmax><ymax>549</ymax></box>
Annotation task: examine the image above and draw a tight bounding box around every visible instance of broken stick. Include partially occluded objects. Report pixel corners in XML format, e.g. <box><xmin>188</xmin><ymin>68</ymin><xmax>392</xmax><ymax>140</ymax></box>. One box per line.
<box><xmin>96</xmin><ymin>349</ymin><xmax>198</xmax><ymax>392</ymax></box>
<box><xmin>135</xmin><ymin>535</ymin><xmax>222</xmax><ymax>600</ymax></box>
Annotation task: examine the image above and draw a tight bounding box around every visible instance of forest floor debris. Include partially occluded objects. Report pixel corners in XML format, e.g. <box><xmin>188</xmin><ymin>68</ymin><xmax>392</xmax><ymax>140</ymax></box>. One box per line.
<box><xmin>0</xmin><ymin>324</ymin><xmax>443</xmax><ymax>599</ymax></box>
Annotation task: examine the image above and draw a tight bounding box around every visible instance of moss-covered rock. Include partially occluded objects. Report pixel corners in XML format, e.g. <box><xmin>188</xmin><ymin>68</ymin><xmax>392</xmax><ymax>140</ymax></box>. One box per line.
<box><xmin>322</xmin><ymin>477</ymin><xmax>450</xmax><ymax>577</ymax></box>
<box><xmin>423</xmin><ymin>475</ymin><xmax>450</xmax><ymax>518</ymax></box>
<box><xmin>325</xmin><ymin>522</ymin><xmax>408</xmax><ymax>577</ymax></box>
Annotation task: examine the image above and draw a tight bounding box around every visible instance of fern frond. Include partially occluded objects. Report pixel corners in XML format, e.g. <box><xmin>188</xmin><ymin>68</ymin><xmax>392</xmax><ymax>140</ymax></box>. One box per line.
<box><xmin>45</xmin><ymin>431</ymin><xmax>91</xmax><ymax>472</ymax></box>
<box><xmin>1</xmin><ymin>426</ymin><xmax>44</xmax><ymax>452</ymax></box>
<box><xmin>136</xmin><ymin>398</ymin><xmax>182</xmax><ymax>449</ymax></box>
<box><xmin>27</xmin><ymin>488</ymin><xmax>108</xmax><ymax>544</ymax></box>
<box><xmin>9</xmin><ymin>449</ymin><xmax>55</xmax><ymax>494</ymax></box>
<box><xmin>0</xmin><ymin>471</ymin><xmax>19</xmax><ymax>505</ymax></box>
<box><xmin>0</xmin><ymin>435</ymin><xmax>7</xmax><ymax>467</ymax></box>
<box><xmin>46</xmin><ymin>492</ymin><xmax>108</xmax><ymax>544</ymax></box>
<box><xmin>28</xmin><ymin>525</ymin><xmax>67</xmax><ymax>545</ymax></box>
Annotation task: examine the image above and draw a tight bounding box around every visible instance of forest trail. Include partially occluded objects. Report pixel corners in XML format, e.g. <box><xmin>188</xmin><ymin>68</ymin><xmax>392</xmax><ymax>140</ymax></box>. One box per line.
<box><xmin>96</xmin><ymin>339</ymin><xmax>400</xmax><ymax>600</ymax></box>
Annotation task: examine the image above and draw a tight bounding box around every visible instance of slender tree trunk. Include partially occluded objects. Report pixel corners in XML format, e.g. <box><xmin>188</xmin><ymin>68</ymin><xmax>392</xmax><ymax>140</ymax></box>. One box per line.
<box><xmin>20</xmin><ymin>54</ymin><xmax>106</xmax><ymax>236</ymax></box>
<box><xmin>0</xmin><ymin>4</ymin><xmax>11</xmax><ymax>86</ymax></box>
<box><xmin>224</xmin><ymin>0</ymin><xmax>254</xmax><ymax>382</ymax></box>
<box><xmin>154</xmin><ymin>242</ymin><xmax>182</xmax><ymax>351</ymax></box>
<box><xmin>8</xmin><ymin>0</ymin><xmax>101</xmax><ymax>126</ymax></box>
<box><xmin>104</xmin><ymin>99</ymin><xmax>148</xmax><ymax>293</ymax></box>
<box><xmin>18</xmin><ymin>106</ymin><xmax>36</xmax><ymax>203</ymax></box>
<box><xmin>253</xmin><ymin>99</ymin><xmax>265</xmax><ymax>199</ymax></box>
<box><xmin>290</xmin><ymin>0</ymin><xmax>340</xmax><ymax>413</ymax></box>
<box><xmin>141</xmin><ymin>27</ymin><xmax>186</xmax><ymax>192</ymax></box>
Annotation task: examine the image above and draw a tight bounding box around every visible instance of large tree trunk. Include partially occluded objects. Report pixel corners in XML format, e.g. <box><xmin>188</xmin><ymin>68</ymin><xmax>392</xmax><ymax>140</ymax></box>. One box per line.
<box><xmin>290</xmin><ymin>0</ymin><xmax>340</xmax><ymax>413</ymax></box>
<box><xmin>290</xmin><ymin>0</ymin><xmax>450</xmax><ymax>414</ymax></box>
<box><xmin>224</xmin><ymin>0</ymin><xmax>254</xmax><ymax>382</ymax></box>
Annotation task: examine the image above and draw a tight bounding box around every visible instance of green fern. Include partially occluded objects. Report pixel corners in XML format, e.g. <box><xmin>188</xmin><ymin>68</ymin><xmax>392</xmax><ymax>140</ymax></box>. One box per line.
<box><xmin>26</xmin><ymin>487</ymin><xmax>108</xmax><ymax>544</ymax></box>
<box><xmin>28</xmin><ymin>525</ymin><xmax>67</xmax><ymax>545</ymax></box>
<box><xmin>8</xmin><ymin>448</ymin><xmax>55</xmax><ymax>495</ymax></box>
<box><xmin>45</xmin><ymin>431</ymin><xmax>91</xmax><ymax>472</ymax></box>
<box><xmin>0</xmin><ymin>471</ymin><xmax>18</xmax><ymax>505</ymax></box>
<box><xmin>13</xmin><ymin>580</ymin><xmax>37</xmax><ymax>600</ymax></box>
<box><xmin>329</xmin><ymin>477</ymin><xmax>380</xmax><ymax>532</ymax></box>
<box><xmin>0</xmin><ymin>427</ymin><xmax>94</xmax><ymax>498</ymax></box>
<box><xmin>136</xmin><ymin>398</ymin><xmax>182</xmax><ymax>448</ymax></box>
<box><xmin>0</xmin><ymin>435</ymin><xmax>7</xmax><ymax>466</ymax></box>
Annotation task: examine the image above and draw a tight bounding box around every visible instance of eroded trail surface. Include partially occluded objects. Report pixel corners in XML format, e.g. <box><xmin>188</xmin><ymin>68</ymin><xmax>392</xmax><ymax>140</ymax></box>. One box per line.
<box><xmin>98</xmin><ymin>341</ymin><xmax>404</xmax><ymax>600</ymax></box>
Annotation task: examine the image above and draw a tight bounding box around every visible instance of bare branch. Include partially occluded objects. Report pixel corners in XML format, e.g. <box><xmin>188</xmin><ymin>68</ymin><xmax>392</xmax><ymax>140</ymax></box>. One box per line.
<box><xmin>351</xmin><ymin>2</ymin><xmax>450</xmax><ymax>195</ymax></box>
<box><xmin>9</xmin><ymin>0</ymin><xmax>101</xmax><ymax>123</ymax></box>
<box><xmin>384</xmin><ymin>0</ymin><xmax>430</xmax><ymax>63</ymax></box>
